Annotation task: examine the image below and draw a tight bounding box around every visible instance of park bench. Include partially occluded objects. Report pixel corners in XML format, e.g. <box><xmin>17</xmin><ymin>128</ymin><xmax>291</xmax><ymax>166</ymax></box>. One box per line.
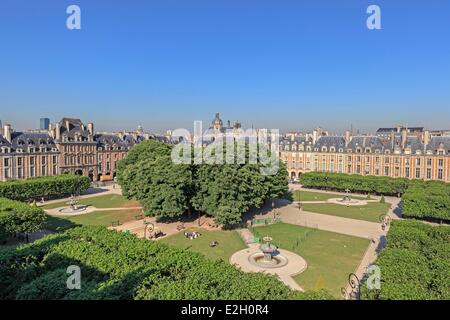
<box><xmin>111</xmin><ymin>220</ymin><xmax>121</xmax><ymax>227</ymax></box>
<box><xmin>176</xmin><ymin>223</ymin><xmax>185</xmax><ymax>231</ymax></box>
<box><xmin>134</xmin><ymin>214</ymin><xmax>144</xmax><ymax>220</ymax></box>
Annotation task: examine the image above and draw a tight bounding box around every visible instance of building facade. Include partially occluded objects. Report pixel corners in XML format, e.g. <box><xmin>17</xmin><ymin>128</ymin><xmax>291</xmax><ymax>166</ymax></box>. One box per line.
<box><xmin>0</xmin><ymin>118</ymin><xmax>163</xmax><ymax>182</ymax></box>
<box><xmin>281</xmin><ymin>128</ymin><xmax>450</xmax><ymax>183</ymax></box>
<box><xmin>1</xmin><ymin>115</ymin><xmax>449</xmax><ymax>183</ymax></box>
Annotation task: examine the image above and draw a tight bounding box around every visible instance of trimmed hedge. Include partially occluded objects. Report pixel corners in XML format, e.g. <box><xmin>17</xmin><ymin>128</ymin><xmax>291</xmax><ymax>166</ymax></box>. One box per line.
<box><xmin>299</xmin><ymin>172</ymin><xmax>410</xmax><ymax>195</ymax></box>
<box><xmin>0</xmin><ymin>198</ymin><xmax>47</xmax><ymax>241</ymax></box>
<box><xmin>0</xmin><ymin>226</ymin><xmax>334</xmax><ymax>300</ymax></box>
<box><xmin>402</xmin><ymin>181</ymin><xmax>450</xmax><ymax>221</ymax></box>
<box><xmin>0</xmin><ymin>175</ymin><xmax>90</xmax><ymax>201</ymax></box>
<box><xmin>360</xmin><ymin>220</ymin><xmax>450</xmax><ymax>300</ymax></box>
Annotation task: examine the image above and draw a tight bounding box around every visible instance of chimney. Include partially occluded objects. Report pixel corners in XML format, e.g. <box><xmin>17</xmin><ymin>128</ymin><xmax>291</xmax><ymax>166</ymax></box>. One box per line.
<box><xmin>55</xmin><ymin>122</ymin><xmax>61</xmax><ymax>140</ymax></box>
<box><xmin>87</xmin><ymin>122</ymin><xmax>94</xmax><ymax>135</ymax></box>
<box><xmin>345</xmin><ymin>130</ymin><xmax>351</xmax><ymax>147</ymax></box>
<box><xmin>3</xmin><ymin>124</ymin><xmax>11</xmax><ymax>142</ymax></box>
<box><xmin>312</xmin><ymin>129</ymin><xmax>318</xmax><ymax>144</ymax></box>
<box><xmin>423</xmin><ymin>130</ymin><xmax>430</xmax><ymax>146</ymax></box>
<box><xmin>48</xmin><ymin>123</ymin><xmax>55</xmax><ymax>139</ymax></box>
<box><xmin>65</xmin><ymin>119</ymin><xmax>70</xmax><ymax>130</ymax></box>
<box><xmin>401</xmin><ymin>128</ymin><xmax>407</xmax><ymax>149</ymax></box>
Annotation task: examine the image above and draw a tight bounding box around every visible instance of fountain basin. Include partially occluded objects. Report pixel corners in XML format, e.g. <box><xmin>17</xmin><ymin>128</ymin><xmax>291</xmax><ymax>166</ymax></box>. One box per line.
<box><xmin>248</xmin><ymin>252</ymin><xmax>288</xmax><ymax>268</ymax></box>
<box><xmin>327</xmin><ymin>198</ymin><xmax>367</xmax><ymax>206</ymax></box>
<box><xmin>58</xmin><ymin>206</ymin><xmax>87</xmax><ymax>214</ymax></box>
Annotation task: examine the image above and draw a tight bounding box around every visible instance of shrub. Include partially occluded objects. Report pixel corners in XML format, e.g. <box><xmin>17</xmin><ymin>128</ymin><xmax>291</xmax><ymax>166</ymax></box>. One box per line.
<box><xmin>0</xmin><ymin>197</ymin><xmax>47</xmax><ymax>239</ymax></box>
<box><xmin>0</xmin><ymin>226</ymin><xmax>332</xmax><ymax>300</ymax></box>
<box><xmin>401</xmin><ymin>180</ymin><xmax>450</xmax><ymax>221</ymax></box>
<box><xmin>299</xmin><ymin>172</ymin><xmax>409</xmax><ymax>195</ymax></box>
<box><xmin>360</xmin><ymin>220</ymin><xmax>450</xmax><ymax>300</ymax></box>
<box><xmin>0</xmin><ymin>175</ymin><xmax>90</xmax><ymax>201</ymax></box>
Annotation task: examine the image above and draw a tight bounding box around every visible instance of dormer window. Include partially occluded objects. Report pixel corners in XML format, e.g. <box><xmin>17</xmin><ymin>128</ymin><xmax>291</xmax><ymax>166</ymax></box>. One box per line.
<box><xmin>321</xmin><ymin>146</ymin><xmax>327</xmax><ymax>152</ymax></box>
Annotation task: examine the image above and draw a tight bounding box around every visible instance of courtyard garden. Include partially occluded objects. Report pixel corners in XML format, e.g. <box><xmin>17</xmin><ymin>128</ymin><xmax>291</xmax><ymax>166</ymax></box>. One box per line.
<box><xmin>252</xmin><ymin>223</ymin><xmax>370</xmax><ymax>297</ymax></box>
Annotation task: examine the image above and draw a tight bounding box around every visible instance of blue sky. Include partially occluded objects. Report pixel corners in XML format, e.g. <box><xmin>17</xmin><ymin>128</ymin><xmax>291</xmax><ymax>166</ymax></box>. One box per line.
<box><xmin>0</xmin><ymin>0</ymin><xmax>449</xmax><ymax>134</ymax></box>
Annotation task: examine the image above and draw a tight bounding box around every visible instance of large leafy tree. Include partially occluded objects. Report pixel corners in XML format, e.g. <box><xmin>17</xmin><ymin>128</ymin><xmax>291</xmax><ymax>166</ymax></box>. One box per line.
<box><xmin>117</xmin><ymin>140</ymin><xmax>193</xmax><ymax>220</ymax></box>
<box><xmin>117</xmin><ymin>139</ymin><xmax>288</xmax><ymax>226</ymax></box>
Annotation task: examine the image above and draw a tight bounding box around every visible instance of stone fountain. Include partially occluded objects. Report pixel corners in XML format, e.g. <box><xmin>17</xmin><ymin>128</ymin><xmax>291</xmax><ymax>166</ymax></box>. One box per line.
<box><xmin>248</xmin><ymin>236</ymin><xmax>288</xmax><ymax>268</ymax></box>
<box><xmin>58</xmin><ymin>195</ymin><xmax>87</xmax><ymax>214</ymax></box>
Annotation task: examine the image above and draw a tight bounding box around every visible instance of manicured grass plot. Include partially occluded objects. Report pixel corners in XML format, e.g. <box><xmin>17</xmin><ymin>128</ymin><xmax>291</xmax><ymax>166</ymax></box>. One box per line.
<box><xmin>44</xmin><ymin>209</ymin><xmax>143</xmax><ymax>232</ymax></box>
<box><xmin>292</xmin><ymin>190</ymin><xmax>367</xmax><ymax>202</ymax></box>
<box><xmin>301</xmin><ymin>202</ymin><xmax>390</xmax><ymax>222</ymax></box>
<box><xmin>160</xmin><ymin>228</ymin><xmax>247</xmax><ymax>262</ymax></box>
<box><xmin>42</xmin><ymin>194</ymin><xmax>140</xmax><ymax>210</ymax></box>
<box><xmin>253</xmin><ymin>223</ymin><xmax>370</xmax><ymax>297</ymax></box>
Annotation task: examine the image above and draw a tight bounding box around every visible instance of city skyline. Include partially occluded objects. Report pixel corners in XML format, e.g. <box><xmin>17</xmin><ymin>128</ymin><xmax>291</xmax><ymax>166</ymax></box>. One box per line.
<box><xmin>1</xmin><ymin>113</ymin><xmax>449</xmax><ymax>136</ymax></box>
<box><xmin>1</xmin><ymin>0</ymin><xmax>450</xmax><ymax>132</ymax></box>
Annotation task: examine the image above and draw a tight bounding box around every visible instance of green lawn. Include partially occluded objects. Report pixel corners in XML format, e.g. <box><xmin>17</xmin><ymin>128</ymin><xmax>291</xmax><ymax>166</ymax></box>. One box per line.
<box><xmin>44</xmin><ymin>209</ymin><xmax>143</xmax><ymax>232</ymax></box>
<box><xmin>42</xmin><ymin>194</ymin><xmax>140</xmax><ymax>210</ymax></box>
<box><xmin>160</xmin><ymin>227</ymin><xmax>247</xmax><ymax>262</ymax></box>
<box><xmin>253</xmin><ymin>223</ymin><xmax>370</xmax><ymax>297</ymax></box>
<box><xmin>301</xmin><ymin>202</ymin><xmax>390</xmax><ymax>222</ymax></box>
<box><xmin>292</xmin><ymin>190</ymin><xmax>368</xmax><ymax>202</ymax></box>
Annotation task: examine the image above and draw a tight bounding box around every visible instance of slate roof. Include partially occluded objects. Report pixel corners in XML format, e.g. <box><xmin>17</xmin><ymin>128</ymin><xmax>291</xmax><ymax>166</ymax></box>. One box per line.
<box><xmin>59</xmin><ymin>118</ymin><xmax>91</xmax><ymax>140</ymax></box>
<box><xmin>280</xmin><ymin>134</ymin><xmax>450</xmax><ymax>155</ymax></box>
<box><xmin>11</xmin><ymin>132</ymin><xmax>56</xmax><ymax>151</ymax></box>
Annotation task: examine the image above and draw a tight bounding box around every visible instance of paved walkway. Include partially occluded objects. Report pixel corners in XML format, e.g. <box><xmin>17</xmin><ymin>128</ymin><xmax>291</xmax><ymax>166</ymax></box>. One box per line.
<box><xmin>45</xmin><ymin>205</ymin><xmax>143</xmax><ymax>216</ymax></box>
<box><xmin>251</xmin><ymin>201</ymin><xmax>382</xmax><ymax>240</ymax></box>
<box><xmin>111</xmin><ymin>215</ymin><xmax>220</xmax><ymax>240</ymax></box>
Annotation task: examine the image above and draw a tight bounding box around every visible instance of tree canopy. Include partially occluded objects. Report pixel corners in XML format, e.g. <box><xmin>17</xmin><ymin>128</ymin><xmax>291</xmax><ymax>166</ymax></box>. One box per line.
<box><xmin>117</xmin><ymin>140</ymin><xmax>288</xmax><ymax>226</ymax></box>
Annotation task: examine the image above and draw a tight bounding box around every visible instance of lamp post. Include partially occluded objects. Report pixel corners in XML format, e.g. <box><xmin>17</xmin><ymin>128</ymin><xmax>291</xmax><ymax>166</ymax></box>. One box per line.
<box><xmin>272</xmin><ymin>200</ymin><xmax>276</xmax><ymax>219</ymax></box>
<box><xmin>340</xmin><ymin>273</ymin><xmax>361</xmax><ymax>300</ymax></box>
